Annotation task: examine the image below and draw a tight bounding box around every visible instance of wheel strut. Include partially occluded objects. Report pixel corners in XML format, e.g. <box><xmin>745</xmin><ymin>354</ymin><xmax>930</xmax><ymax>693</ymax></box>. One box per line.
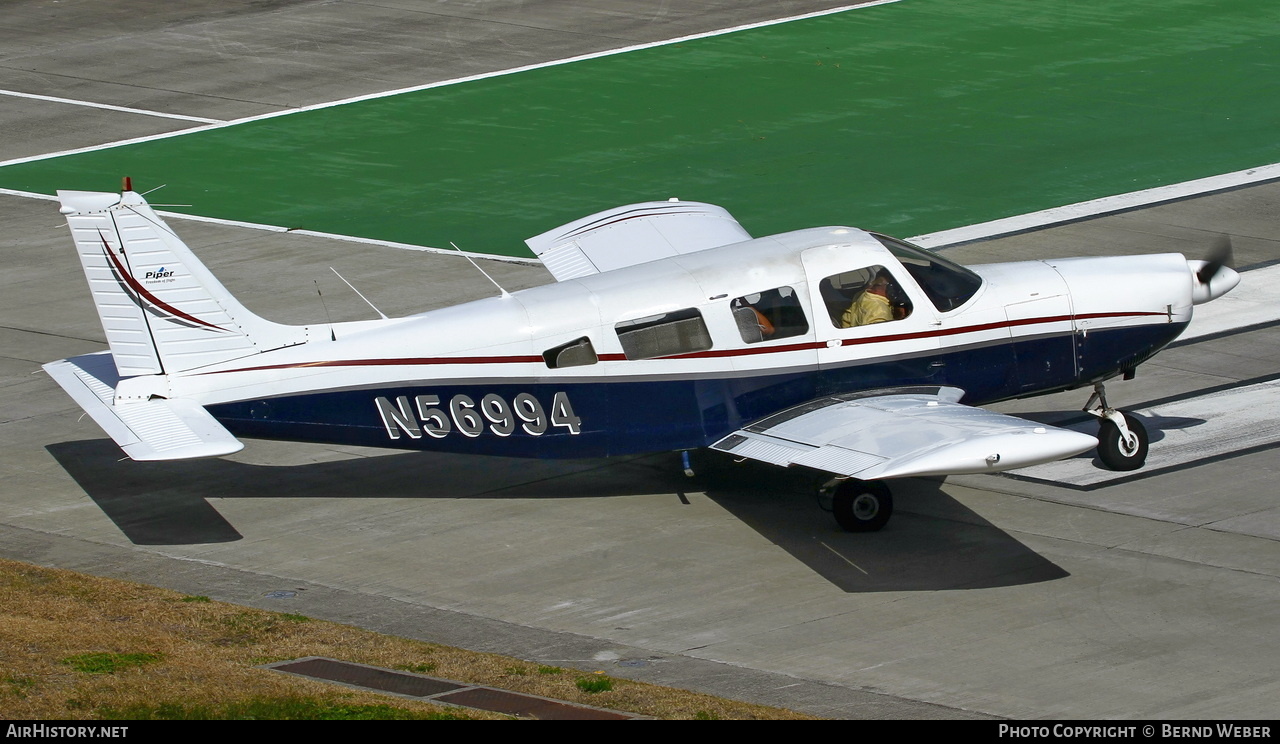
<box><xmin>1084</xmin><ymin>383</ymin><xmax>1135</xmax><ymax>442</ymax></box>
<box><xmin>1084</xmin><ymin>382</ymin><xmax>1148</xmax><ymax>471</ymax></box>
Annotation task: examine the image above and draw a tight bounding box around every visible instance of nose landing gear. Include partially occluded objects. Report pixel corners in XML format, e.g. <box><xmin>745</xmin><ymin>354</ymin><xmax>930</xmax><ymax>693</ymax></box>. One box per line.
<box><xmin>1084</xmin><ymin>383</ymin><xmax>1148</xmax><ymax>471</ymax></box>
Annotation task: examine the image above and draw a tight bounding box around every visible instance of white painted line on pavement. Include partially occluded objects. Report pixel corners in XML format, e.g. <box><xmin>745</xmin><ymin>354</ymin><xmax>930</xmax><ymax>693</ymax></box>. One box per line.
<box><xmin>0</xmin><ymin>1</ymin><xmax>900</xmax><ymax>168</ymax></box>
<box><xmin>911</xmin><ymin>164</ymin><xmax>1280</xmax><ymax>249</ymax></box>
<box><xmin>0</xmin><ymin>89</ymin><xmax>224</xmax><ymax>124</ymax></box>
<box><xmin>1010</xmin><ymin>378</ymin><xmax>1280</xmax><ymax>487</ymax></box>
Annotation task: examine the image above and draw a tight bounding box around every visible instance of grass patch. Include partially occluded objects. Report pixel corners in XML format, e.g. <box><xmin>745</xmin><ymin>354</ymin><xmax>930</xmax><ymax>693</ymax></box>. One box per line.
<box><xmin>98</xmin><ymin>697</ymin><xmax>470</xmax><ymax>720</ymax></box>
<box><xmin>0</xmin><ymin>557</ymin><xmax>812</xmax><ymax>720</ymax></box>
<box><xmin>575</xmin><ymin>675</ymin><xmax>614</xmax><ymax>694</ymax></box>
<box><xmin>62</xmin><ymin>653</ymin><xmax>161</xmax><ymax>675</ymax></box>
<box><xmin>5</xmin><ymin>676</ymin><xmax>36</xmax><ymax>697</ymax></box>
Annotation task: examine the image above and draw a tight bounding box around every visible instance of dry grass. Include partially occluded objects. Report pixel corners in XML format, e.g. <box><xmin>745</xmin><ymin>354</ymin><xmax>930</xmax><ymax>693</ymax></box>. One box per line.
<box><xmin>0</xmin><ymin>558</ymin><xmax>813</xmax><ymax>720</ymax></box>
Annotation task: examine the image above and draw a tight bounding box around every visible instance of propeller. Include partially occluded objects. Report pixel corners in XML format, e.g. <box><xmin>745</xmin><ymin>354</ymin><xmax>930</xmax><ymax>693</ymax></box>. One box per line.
<box><xmin>1188</xmin><ymin>234</ymin><xmax>1240</xmax><ymax>305</ymax></box>
<box><xmin>1196</xmin><ymin>234</ymin><xmax>1235</xmax><ymax>285</ymax></box>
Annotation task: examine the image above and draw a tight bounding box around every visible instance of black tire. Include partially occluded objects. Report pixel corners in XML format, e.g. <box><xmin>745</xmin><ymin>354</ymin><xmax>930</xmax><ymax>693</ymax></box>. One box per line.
<box><xmin>1097</xmin><ymin>412</ymin><xmax>1148</xmax><ymax>471</ymax></box>
<box><xmin>832</xmin><ymin>480</ymin><xmax>893</xmax><ymax>532</ymax></box>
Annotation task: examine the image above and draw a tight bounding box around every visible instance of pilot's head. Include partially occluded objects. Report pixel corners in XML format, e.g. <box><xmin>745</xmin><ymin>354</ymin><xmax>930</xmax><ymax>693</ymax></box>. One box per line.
<box><xmin>868</xmin><ymin>270</ymin><xmax>892</xmax><ymax>296</ymax></box>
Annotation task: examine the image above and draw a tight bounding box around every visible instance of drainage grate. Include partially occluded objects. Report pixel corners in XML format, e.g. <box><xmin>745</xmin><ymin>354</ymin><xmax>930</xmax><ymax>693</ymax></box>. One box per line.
<box><xmin>437</xmin><ymin>687</ymin><xmax>630</xmax><ymax>720</ymax></box>
<box><xmin>272</xmin><ymin>658</ymin><xmax>463</xmax><ymax>697</ymax></box>
<box><xmin>267</xmin><ymin>657</ymin><xmax>636</xmax><ymax>720</ymax></box>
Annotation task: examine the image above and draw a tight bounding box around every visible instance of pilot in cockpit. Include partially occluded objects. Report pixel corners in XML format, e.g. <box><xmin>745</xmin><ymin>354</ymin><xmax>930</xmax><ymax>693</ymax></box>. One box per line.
<box><xmin>841</xmin><ymin>269</ymin><xmax>896</xmax><ymax>327</ymax></box>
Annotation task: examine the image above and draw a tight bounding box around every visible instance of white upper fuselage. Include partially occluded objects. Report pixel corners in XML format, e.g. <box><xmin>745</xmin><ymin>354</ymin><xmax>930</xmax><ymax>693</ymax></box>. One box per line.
<box><xmin>165</xmin><ymin>226</ymin><xmax>1197</xmax><ymax>407</ymax></box>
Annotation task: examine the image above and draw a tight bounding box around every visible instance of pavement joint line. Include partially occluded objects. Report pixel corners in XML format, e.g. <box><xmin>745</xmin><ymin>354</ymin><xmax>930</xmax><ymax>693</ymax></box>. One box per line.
<box><xmin>0</xmin><ymin>89</ymin><xmax>224</xmax><ymax>124</ymax></box>
<box><xmin>0</xmin><ymin>0</ymin><xmax>901</xmax><ymax>170</ymax></box>
<box><xmin>912</xmin><ymin>162</ymin><xmax>1280</xmax><ymax>249</ymax></box>
<box><xmin>0</xmin><ymin>187</ymin><xmax>541</xmax><ymax>265</ymax></box>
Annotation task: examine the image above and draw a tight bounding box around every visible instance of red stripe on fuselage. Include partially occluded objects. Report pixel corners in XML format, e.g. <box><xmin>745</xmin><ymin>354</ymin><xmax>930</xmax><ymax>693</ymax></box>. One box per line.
<box><xmin>197</xmin><ymin>310</ymin><xmax>1165</xmax><ymax>376</ymax></box>
<box><xmin>667</xmin><ymin>311</ymin><xmax>1166</xmax><ymax>359</ymax></box>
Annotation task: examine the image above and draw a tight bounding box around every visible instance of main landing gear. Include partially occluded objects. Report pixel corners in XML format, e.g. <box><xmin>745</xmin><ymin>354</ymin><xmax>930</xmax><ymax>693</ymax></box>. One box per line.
<box><xmin>1084</xmin><ymin>382</ymin><xmax>1148</xmax><ymax>471</ymax></box>
<box><xmin>684</xmin><ymin>450</ymin><xmax>897</xmax><ymax>533</ymax></box>
<box><xmin>822</xmin><ymin>478</ymin><xmax>894</xmax><ymax>532</ymax></box>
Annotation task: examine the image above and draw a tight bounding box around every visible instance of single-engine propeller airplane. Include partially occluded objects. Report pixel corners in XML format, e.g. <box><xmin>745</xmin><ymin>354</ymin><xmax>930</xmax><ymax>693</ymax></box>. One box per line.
<box><xmin>44</xmin><ymin>186</ymin><xmax>1239</xmax><ymax>531</ymax></box>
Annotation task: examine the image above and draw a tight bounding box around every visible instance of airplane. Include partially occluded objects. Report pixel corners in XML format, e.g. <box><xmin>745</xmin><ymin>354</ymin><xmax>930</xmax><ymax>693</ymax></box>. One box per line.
<box><xmin>42</xmin><ymin>186</ymin><xmax>1240</xmax><ymax>532</ymax></box>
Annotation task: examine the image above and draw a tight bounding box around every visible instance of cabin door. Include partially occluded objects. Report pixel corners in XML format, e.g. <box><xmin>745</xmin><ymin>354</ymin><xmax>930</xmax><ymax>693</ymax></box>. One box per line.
<box><xmin>801</xmin><ymin>247</ymin><xmax>944</xmax><ymax>395</ymax></box>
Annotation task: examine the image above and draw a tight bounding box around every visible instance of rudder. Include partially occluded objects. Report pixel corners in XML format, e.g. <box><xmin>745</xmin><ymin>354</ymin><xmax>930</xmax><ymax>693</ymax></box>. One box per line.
<box><xmin>59</xmin><ymin>189</ymin><xmax>308</xmax><ymax>376</ymax></box>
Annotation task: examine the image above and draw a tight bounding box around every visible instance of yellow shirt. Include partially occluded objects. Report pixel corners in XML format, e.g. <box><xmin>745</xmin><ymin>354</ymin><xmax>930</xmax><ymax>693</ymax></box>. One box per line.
<box><xmin>841</xmin><ymin>291</ymin><xmax>892</xmax><ymax>328</ymax></box>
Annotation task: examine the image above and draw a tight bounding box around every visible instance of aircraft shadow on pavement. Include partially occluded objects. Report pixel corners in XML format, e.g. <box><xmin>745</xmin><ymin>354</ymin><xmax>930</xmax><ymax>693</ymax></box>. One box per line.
<box><xmin>688</xmin><ymin>454</ymin><xmax>1069</xmax><ymax>592</ymax></box>
<box><xmin>48</xmin><ymin>440</ymin><xmax>245</xmax><ymax>545</ymax></box>
<box><xmin>45</xmin><ymin>439</ymin><xmax>661</xmax><ymax>546</ymax></box>
<box><xmin>1013</xmin><ymin>409</ymin><xmax>1207</xmax><ymax>447</ymax></box>
<box><xmin>47</xmin><ymin>440</ymin><xmax>1069</xmax><ymax>592</ymax></box>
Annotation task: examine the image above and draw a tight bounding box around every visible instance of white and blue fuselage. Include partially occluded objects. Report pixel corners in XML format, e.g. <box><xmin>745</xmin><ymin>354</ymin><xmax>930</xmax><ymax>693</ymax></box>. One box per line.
<box><xmin>48</xmin><ymin>191</ymin><xmax>1236</xmax><ymax>469</ymax></box>
<box><xmin>45</xmin><ymin>192</ymin><xmax>1239</xmax><ymax>532</ymax></box>
<box><xmin>171</xmin><ymin>228</ymin><xmax>1193</xmax><ymax>458</ymax></box>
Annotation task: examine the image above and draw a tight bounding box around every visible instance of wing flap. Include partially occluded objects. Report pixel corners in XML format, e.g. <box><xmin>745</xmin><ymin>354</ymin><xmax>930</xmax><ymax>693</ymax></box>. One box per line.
<box><xmin>712</xmin><ymin>387</ymin><xmax>1096</xmax><ymax>479</ymax></box>
<box><xmin>714</xmin><ymin>432</ymin><xmax>818</xmax><ymax>467</ymax></box>
<box><xmin>44</xmin><ymin>352</ymin><xmax>243</xmax><ymax>461</ymax></box>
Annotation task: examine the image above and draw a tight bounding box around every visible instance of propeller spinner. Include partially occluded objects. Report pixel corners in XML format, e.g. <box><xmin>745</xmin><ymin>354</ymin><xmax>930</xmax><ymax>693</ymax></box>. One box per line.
<box><xmin>1188</xmin><ymin>235</ymin><xmax>1240</xmax><ymax>305</ymax></box>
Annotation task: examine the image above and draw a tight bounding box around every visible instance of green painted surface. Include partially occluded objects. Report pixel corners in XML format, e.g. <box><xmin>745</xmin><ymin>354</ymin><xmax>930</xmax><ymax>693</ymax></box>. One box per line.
<box><xmin>3</xmin><ymin>0</ymin><xmax>1278</xmax><ymax>257</ymax></box>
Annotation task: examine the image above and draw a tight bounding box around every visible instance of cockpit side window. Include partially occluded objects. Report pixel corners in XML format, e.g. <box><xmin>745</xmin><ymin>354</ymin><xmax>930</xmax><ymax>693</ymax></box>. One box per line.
<box><xmin>819</xmin><ymin>265</ymin><xmax>913</xmax><ymax>328</ymax></box>
<box><xmin>871</xmin><ymin>234</ymin><xmax>982</xmax><ymax>312</ymax></box>
<box><xmin>615</xmin><ymin>308</ymin><xmax>713</xmax><ymax>360</ymax></box>
<box><xmin>543</xmin><ymin>336</ymin><xmax>598</xmax><ymax>368</ymax></box>
<box><xmin>731</xmin><ymin>286</ymin><xmax>809</xmax><ymax>344</ymax></box>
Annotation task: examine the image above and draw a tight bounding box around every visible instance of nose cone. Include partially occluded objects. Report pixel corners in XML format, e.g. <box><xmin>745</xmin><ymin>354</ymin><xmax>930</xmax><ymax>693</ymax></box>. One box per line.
<box><xmin>1187</xmin><ymin>259</ymin><xmax>1241</xmax><ymax>305</ymax></box>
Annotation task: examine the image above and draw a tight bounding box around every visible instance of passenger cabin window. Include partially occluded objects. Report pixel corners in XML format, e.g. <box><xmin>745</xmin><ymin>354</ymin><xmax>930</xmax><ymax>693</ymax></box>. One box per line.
<box><xmin>543</xmin><ymin>337</ymin><xmax>598</xmax><ymax>368</ymax></box>
<box><xmin>872</xmin><ymin>234</ymin><xmax>982</xmax><ymax>312</ymax></box>
<box><xmin>731</xmin><ymin>286</ymin><xmax>809</xmax><ymax>344</ymax></box>
<box><xmin>819</xmin><ymin>265</ymin><xmax>913</xmax><ymax>328</ymax></box>
<box><xmin>615</xmin><ymin>309</ymin><xmax>712</xmax><ymax>360</ymax></box>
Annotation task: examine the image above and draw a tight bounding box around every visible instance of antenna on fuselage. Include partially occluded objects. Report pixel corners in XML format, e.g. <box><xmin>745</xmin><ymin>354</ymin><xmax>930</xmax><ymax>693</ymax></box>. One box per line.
<box><xmin>314</xmin><ymin>281</ymin><xmax>337</xmax><ymax>341</ymax></box>
<box><xmin>449</xmin><ymin>241</ymin><xmax>511</xmax><ymax>299</ymax></box>
<box><xmin>329</xmin><ymin>267</ymin><xmax>388</xmax><ymax>320</ymax></box>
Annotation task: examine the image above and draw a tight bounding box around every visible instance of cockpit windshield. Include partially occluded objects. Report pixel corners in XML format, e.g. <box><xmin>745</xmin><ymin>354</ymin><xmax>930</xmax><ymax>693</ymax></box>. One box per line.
<box><xmin>871</xmin><ymin>234</ymin><xmax>983</xmax><ymax>312</ymax></box>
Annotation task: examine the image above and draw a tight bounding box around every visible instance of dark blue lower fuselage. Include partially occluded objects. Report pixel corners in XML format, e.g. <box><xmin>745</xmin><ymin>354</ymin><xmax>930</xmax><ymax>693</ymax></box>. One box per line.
<box><xmin>206</xmin><ymin>322</ymin><xmax>1185</xmax><ymax>458</ymax></box>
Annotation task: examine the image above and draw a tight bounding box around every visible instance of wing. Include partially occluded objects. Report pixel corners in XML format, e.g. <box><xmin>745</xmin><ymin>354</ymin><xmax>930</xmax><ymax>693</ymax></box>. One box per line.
<box><xmin>525</xmin><ymin>200</ymin><xmax>751</xmax><ymax>282</ymax></box>
<box><xmin>709</xmin><ymin>386</ymin><xmax>1097</xmax><ymax>480</ymax></box>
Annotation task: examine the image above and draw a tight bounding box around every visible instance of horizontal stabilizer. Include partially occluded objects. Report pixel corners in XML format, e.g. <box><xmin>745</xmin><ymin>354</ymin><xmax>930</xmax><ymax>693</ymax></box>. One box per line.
<box><xmin>711</xmin><ymin>387</ymin><xmax>1097</xmax><ymax>480</ymax></box>
<box><xmin>44</xmin><ymin>352</ymin><xmax>243</xmax><ymax>461</ymax></box>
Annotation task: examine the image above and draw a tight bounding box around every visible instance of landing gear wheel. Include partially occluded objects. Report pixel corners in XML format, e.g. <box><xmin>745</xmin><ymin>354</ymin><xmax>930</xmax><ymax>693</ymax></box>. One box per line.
<box><xmin>1097</xmin><ymin>412</ymin><xmax>1148</xmax><ymax>471</ymax></box>
<box><xmin>832</xmin><ymin>480</ymin><xmax>893</xmax><ymax>532</ymax></box>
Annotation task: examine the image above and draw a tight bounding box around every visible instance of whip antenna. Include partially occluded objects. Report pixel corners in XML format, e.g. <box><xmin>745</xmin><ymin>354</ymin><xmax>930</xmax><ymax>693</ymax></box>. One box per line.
<box><xmin>315</xmin><ymin>281</ymin><xmax>337</xmax><ymax>340</ymax></box>
<box><xmin>330</xmin><ymin>267</ymin><xmax>388</xmax><ymax>320</ymax></box>
<box><xmin>450</xmin><ymin>241</ymin><xmax>510</xmax><ymax>299</ymax></box>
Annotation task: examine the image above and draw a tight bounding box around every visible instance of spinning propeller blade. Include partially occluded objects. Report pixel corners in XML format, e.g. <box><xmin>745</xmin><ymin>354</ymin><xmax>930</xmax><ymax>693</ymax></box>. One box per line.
<box><xmin>1196</xmin><ymin>234</ymin><xmax>1235</xmax><ymax>284</ymax></box>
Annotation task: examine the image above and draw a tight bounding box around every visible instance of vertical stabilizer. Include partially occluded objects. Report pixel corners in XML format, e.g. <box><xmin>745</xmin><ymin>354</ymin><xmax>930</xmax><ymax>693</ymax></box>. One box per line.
<box><xmin>58</xmin><ymin>189</ymin><xmax>309</xmax><ymax>376</ymax></box>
